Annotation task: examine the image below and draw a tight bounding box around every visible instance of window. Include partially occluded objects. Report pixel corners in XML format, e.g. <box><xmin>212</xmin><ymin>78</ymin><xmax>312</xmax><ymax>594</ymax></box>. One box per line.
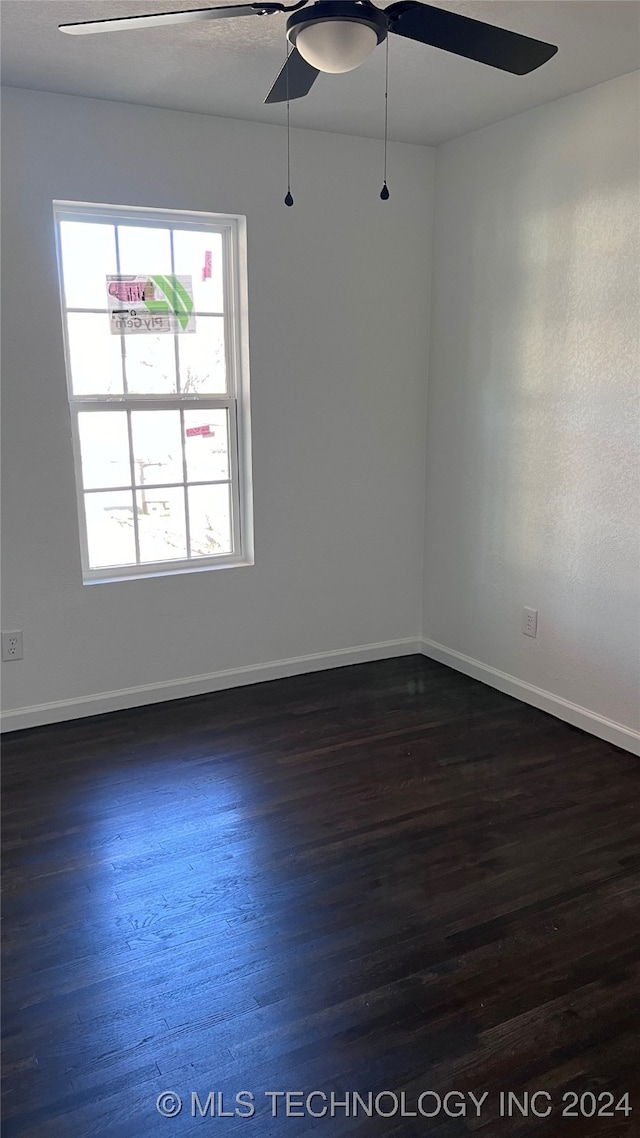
<box><xmin>54</xmin><ymin>201</ymin><xmax>253</xmax><ymax>583</ymax></box>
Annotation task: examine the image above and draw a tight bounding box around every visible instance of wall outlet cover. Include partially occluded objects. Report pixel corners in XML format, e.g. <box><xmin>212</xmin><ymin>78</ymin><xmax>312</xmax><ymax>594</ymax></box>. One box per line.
<box><xmin>2</xmin><ymin>631</ymin><xmax>24</xmax><ymax>661</ymax></box>
<box><xmin>522</xmin><ymin>607</ymin><xmax>538</xmax><ymax>638</ymax></box>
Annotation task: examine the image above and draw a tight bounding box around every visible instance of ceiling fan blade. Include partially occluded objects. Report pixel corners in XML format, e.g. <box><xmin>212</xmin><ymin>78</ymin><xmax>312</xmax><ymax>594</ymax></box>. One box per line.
<box><xmin>59</xmin><ymin>3</ymin><xmax>287</xmax><ymax>36</ymax></box>
<box><xmin>386</xmin><ymin>1</ymin><xmax>557</xmax><ymax>75</ymax></box>
<box><xmin>264</xmin><ymin>48</ymin><xmax>319</xmax><ymax>103</ymax></box>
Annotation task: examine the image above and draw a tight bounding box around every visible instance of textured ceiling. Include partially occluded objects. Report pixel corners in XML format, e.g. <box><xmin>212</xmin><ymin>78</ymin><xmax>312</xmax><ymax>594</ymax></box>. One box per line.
<box><xmin>1</xmin><ymin>1</ymin><xmax>639</xmax><ymax>144</ymax></box>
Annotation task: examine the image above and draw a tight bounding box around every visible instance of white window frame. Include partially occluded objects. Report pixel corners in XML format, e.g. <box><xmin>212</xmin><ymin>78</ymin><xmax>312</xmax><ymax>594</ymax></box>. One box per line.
<box><xmin>53</xmin><ymin>200</ymin><xmax>254</xmax><ymax>584</ymax></box>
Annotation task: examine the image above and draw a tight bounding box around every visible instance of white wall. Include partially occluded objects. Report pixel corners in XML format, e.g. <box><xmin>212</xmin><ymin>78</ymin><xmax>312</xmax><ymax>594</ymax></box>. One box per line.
<box><xmin>423</xmin><ymin>72</ymin><xmax>640</xmax><ymax>748</ymax></box>
<box><xmin>3</xmin><ymin>77</ymin><xmax>638</xmax><ymax>751</ymax></box>
<box><xmin>1</xmin><ymin>88</ymin><xmax>434</xmax><ymax>727</ymax></box>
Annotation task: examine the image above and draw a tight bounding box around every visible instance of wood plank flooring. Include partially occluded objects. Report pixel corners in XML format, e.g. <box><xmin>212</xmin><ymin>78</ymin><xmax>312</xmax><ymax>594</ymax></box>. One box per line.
<box><xmin>2</xmin><ymin>656</ymin><xmax>639</xmax><ymax>1138</ymax></box>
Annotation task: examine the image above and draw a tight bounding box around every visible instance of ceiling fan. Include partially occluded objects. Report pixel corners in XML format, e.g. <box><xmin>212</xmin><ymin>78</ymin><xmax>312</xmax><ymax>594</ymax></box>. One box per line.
<box><xmin>59</xmin><ymin>1</ymin><xmax>558</xmax><ymax>105</ymax></box>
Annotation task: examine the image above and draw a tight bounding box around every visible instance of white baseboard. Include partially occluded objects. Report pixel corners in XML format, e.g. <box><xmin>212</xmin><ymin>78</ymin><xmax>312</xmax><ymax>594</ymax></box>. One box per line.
<box><xmin>0</xmin><ymin>638</ymin><xmax>421</xmax><ymax>733</ymax></box>
<box><xmin>421</xmin><ymin>638</ymin><xmax>640</xmax><ymax>757</ymax></box>
<box><xmin>5</xmin><ymin>637</ymin><xmax>637</xmax><ymax>755</ymax></box>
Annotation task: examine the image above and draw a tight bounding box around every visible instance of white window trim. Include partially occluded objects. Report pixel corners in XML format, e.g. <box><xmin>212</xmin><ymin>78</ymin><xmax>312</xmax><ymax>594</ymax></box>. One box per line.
<box><xmin>53</xmin><ymin>200</ymin><xmax>254</xmax><ymax>584</ymax></box>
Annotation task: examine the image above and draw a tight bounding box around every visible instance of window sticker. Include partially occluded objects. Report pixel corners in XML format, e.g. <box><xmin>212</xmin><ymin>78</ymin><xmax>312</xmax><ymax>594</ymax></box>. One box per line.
<box><xmin>107</xmin><ymin>274</ymin><xmax>196</xmax><ymax>334</ymax></box>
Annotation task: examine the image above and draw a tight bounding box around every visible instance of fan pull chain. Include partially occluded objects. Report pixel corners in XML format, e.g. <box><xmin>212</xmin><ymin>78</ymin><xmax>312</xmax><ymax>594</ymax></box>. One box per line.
<box><xmin>380</xmin><ymin>35</ymin><xmax>390</xmax><ymax>200</ymax></box>
<box><xmin>285</xmin><ymin>44</ymin><xmax>294</xmax><ymax>206</ymax></box>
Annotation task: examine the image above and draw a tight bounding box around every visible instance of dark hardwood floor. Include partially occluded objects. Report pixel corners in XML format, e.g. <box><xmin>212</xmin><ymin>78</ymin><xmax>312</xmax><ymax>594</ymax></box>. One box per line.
<box><xmin>2</xmin><ymin>655</ymin><xmax>639</xmax><ymax>1138</ymax></box>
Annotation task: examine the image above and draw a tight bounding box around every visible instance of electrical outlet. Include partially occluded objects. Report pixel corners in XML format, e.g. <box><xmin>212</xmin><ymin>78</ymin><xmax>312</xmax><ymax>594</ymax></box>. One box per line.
<box><xmin>522</xmin><ymin>607</ymin><xmax>538</xmax><ymax>638</ymax></box>
<box><xmin>2</xmin><ymin>630</ymin><xmax>23</xmax><ymax>661</ymax></box>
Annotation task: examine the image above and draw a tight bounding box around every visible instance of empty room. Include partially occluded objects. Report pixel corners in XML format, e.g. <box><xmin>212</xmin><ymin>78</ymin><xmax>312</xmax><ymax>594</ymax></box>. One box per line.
<box><xmin>1</xmin><ymin>1</ymin><xmax>639</xmax><ymax>1135</ymax></box>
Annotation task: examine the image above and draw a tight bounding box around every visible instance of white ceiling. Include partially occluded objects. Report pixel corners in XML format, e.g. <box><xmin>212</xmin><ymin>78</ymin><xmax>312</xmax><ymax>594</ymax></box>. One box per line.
<box><xmin>1</xmin><ymin>0</ymin><xmax>639</xmax><ymax>145</ymax></box>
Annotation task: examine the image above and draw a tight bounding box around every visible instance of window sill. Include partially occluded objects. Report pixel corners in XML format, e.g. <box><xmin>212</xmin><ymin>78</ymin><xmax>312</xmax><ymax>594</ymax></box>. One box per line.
<box><xmin>83</xmin><ymin>555</ymin><xmax>254</xmax><ymax>585</ymax></box>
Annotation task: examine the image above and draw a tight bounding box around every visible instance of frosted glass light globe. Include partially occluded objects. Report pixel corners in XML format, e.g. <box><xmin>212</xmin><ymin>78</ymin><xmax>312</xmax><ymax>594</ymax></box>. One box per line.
<box><xmin>295</xmin><ymin>20</ymin><xmax>378</xmax><ymax>74</ymax></box>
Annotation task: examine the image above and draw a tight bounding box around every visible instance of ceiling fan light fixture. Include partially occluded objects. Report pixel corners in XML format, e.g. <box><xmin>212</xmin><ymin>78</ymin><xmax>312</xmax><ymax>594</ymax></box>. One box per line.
<box><xmin>295</xmin><ymin>21</ymin><xmax>377</xmax><ymax>73</ymax></box>
<box><xmin>287</xmin><ymin>3</ymin><xmax>388</xmax><ymax>75</ymax></box>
